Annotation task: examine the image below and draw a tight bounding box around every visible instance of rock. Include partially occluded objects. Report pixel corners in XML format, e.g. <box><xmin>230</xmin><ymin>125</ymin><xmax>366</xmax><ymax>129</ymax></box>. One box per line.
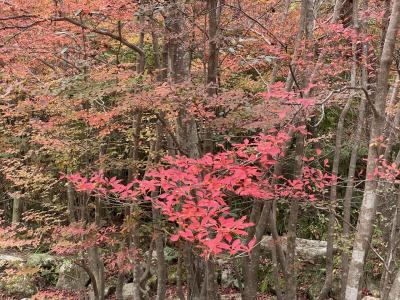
<box><xmin>122</xmin><ymin>283</ymin><xmax>135</xmax><ymax>300</ymax></box>
<box><xmin>26</xmin><ymin>253</ymin><xmax>56</xmax><ymax>268</ymax></box>
<box><xmin>0</xmin><ymin>254</ymin><xmax>25</xmax><ymax>269</ymax></box>
<box><xmin>221</xmin><ymin>293</ymin><xmax>242</xmax><ymax>300</ymax></box>
<box><xmin>0</xmin><ymin>254</ymin><xmax>36</xmax><ymax>297</ymax></box>
<box><xmin>362</xmin><ymin>297</ymin><xmax>380</xmax><ymax>300</ymax></box>
<box><xmin>0</xmin><ymin>274</ymin><xmax>37</xmax><ymax>297</ymax></box>
<box><xmin>56</xmin><ymin>260</ymin><xmax>89</xmax><ymax>291</ymax></box>
<box><xmin>365</xmin><ymin>276</ymin><xmax>380</xmax><ymax>298</ymax></box>
<box><xmin>260</xmin><ymin>236</ymin><xmax>338</xmax><ymax>260</ymax></box>
<box><xmin>88</xmin><ymin>286</ymin><xmax>114</xmax><ymax>300</ymax></box>
<box><xmin>221</xmin><ymin>269</ymin><xmax>230</xmax><ymax>287</ymax></box>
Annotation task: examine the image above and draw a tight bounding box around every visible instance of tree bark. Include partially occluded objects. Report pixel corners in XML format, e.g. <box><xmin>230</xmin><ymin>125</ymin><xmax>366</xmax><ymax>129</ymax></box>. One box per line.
<box><xmin>344</xmin><ymin>0</ymin><xmax>400</xmax><ymax>298</ymax></box>
<box><xmin>151</xmin><ymin>123</ymin><xmax>167</xmax><ymax>300</ymax></box>
<box><xmin>11</xmin><ymin>194</ymin><xmax>21</xmax><ymax>224</ymax></box>
<box><xmin>318</xmin><ymin>98</ymin><xmax>352</xmax><ymax>300</ymax></box>
<box><xmin>67</xmin><ymin>182</ymin><xmax>76</xmax><ymax>224</ymax></box>
<box><xmin>286</xmin><ymin>132</ymin><xmax>305</xmax><ymax>300</ymax></box>
<box><xmin>388</xmin><ymin>267</ymin><xmax>400</xmax><ymax>300</ymax></box>
<box><xmin>380</xmin><ymin>194</ymin><xmax>400</xmax><ymax>300</ymax></box>
<box><xmin>341</xmin><ymin>96</ymin><xmax>367</xmax><ymax>299</ymax></box>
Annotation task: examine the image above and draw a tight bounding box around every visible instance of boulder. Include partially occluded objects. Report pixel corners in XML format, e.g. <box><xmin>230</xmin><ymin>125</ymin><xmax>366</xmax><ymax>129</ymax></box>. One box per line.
<box><xmin>122</xmin><ymin>282</ymin><xmax>135</xmax><ymax>300</ymax></box>
<box><xmin>221</xmin><ymin>293</ymin><xmax>242</xmax><ymax>300</ymax></box>
<box><xmin>0</xmin><ymin>254</ymin><xmax>25</xmax><ymax>269</ymax></box>
<box><xmin>0</xmin><ymin>273</ymin><xmax>37</xmax><ymax>298</ymax></box>
<box><xmin>56</xmin><ymin>260</ymin><xmax>89</xmax><ymax>291</ymax></box>
<box><xmin>0</xmin><ymin>254</ymin><xmax>36</xmax><ymax>297</ymax></box>
<box><xmin>88</xmin><ymin>286</ymin><xmax>114</xmax><ymax>300</ymax></box>
<box><xmin>26</xmin><ymin>253</ymin><xmax>56</xmax><ymax>269</ymax></box>
<box><xmin>260</xmin><ymin>235</ymin><xmax>338</xmax><ymax>260</ymax></box>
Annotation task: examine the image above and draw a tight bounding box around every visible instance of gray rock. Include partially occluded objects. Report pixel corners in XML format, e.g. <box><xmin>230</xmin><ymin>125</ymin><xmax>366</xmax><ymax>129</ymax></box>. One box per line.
<box><xmin>260</xmin><ymin>235</ymin><xmax>338</xmax><ymax>260</ymax></box>
<box><xmin>56</xmin><ymin>260</ymin><xmax>89</xmax><ymax>291</ymax></box>
<box><xmin>122</xmin><ymin>283</ymin><xmax>134</xmax><ymax>300</ymax></box>
<box><xmin>0</xmin><ymin>254</ymin><xmax>25</xmax><ymax>268</ymax></box>
<box><xmin>26</xmin><ymin>253</ymin><xmax>56</xmax><ymax>268</ymax></box>
<box><xmin>88</xmin><ymin>286</ymin><xmax>114</xmax><ymax>300</ymax></box>
<box><xmin>0</xmin><ymin>254</ymin><xmax>36</xmax><ymax>297</ymax></box>
<box><xmin>221</xmin><ymin>293</ymin><xmax>242</xmax><ymax>300</ymax></box>
<box><xmin>0</xmin><ymin>274</ymin><xmax>37</xmax><ymax>297</ymax></box>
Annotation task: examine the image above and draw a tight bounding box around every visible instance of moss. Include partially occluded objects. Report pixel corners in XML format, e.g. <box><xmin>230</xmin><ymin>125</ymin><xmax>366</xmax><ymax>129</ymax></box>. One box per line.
<box><xmin>0</xmin><ymin>274</ymin><xmax>37</xmax><ymax>297</ymax></box>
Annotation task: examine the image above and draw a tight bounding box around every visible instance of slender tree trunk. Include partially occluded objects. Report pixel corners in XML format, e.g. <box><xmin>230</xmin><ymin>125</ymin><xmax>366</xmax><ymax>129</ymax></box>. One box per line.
<box><xmin>126</xmin><ymin>110</ymin><xmax>143</xmax><ymax>300</ymax></box>
<box><xmin>165</xmin><ymin>3</ymin><xmax>203</xmax><ymax>299</ymax></box>
<box><xmin>332</xmin><ymin>0</ymin><xmax>344</xmax><ymax>22</ymax></box>
<box><xmin>318</xmin><ymin>98</ymin><xmax>352</xmax><ymax>300</ymax></box>
<box><xmin>116</xmin><ymin>258</ymin><xmax>125</xmax><ymax>300</ymax></box>
<box><xmin>286</xmin><ymin>132</ymin><xmax>305</xmax><ymax>300</ymax></box>
<box><xmin>131</xmin><ymin>218</ymin><xmax>142</xmax><ymax>300</ymax></box>
<box><xmin>177</xmin><ymin>252</ymin><xmax>185</xmax><ymax>300</ymax></box>
<box><xmin>285</xmin><ymin>0</ymin><xmax>314</xmax><ymax>91</ymax></box>
<box><xmin>201</xmin><ymin>260</ymin><xmax>219</xmax><ymax>300</ymax></box>
<box><xmin>341</xmin><ymin>96</ymin><xmax>367</xmax><ymax>299</ymax></box>
<box><xmin>203</xmin><ymin>0</ymin><xmax>220</xmax><ymax>154</ymax></box>
<box><xmin>88</xmin><ymin>197</ymin><xmax>105</xmax><ymax>300</ymax></box>
<box><xmin>150</xmin><ymin>123</ymin><xmax>167</xmax><ymax>300</ymax></box>
<box><xmin>384</xmin><ymin>76</ymin><xmax>400</xmax><ymax>160</ymax></box>
<box><xmin>150</xmin><ymin>19</ymin><xmax>162</xmax><ymax>80</ymax></box>
<box><xmin>207</xmin><ymin>0</ymin><xmax>218</xmax><ymax>96</ymax></box>
<box><xmin>388</xmin><ymin>266</ymin><xmax>400</xmax><ymax>300</ymax></box>
<box><xmin>67</xmin><ymin>182</ymin><xmax>76</xmax><ymax>224</ymax></box>
<box><xmin>11</xmin><ymin>194</ymin><xmax>21</xmax><ymax>224</ymax></box>
<box><xmin>137</xmin><ymin>5</ymin><xmax>145</xmax><ymax>74</ymax></box>
<box><xmin>241</xmin><ymin>132</ymin><xmax>294</xmax><ymax>300</ymax></box>
<box><xmin>344</xmin><ymin>0</ymin><xmax>400</xmax><ymax>297</ymax></box>
<box><xmin>381</xmin><ymin>194</ymin><xmax>400</xmax><ymax>299</ymax></box>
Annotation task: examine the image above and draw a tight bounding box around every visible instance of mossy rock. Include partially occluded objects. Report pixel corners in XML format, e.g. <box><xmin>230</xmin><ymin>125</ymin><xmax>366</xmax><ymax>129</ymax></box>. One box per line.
<box><xmin>0</xmin><ymin>274</ymin><xmax>37</xmax><ymax>297</ymax></box>
<box><xmin>26</xmin><ymin>253</ymin><xmax>56</xmax><ymax>268</ymax></box>
<box><xmin>56</xmin><ymin>259</ymin><xmax>89</xmax><ymax>291</ymax></box>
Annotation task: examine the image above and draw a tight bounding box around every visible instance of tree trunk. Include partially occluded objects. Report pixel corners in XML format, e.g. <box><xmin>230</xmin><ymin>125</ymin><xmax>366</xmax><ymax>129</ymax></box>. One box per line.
<box><xmin>11</xmin><ymin>194</ymin><xmax>21</xmax><ymax>224</ymax></box>
<box><xmin>67</xmin><ymin>182</ymin><xmax>76</xmax><ymax>224</ymax></box>
<box><xmin>344</xmin><ymin>0</ymin><xmax>400</xmax><ymax>298</ymax></box>
<box><xmin>318</xmin><ymin>98</ymin><xmax>352</xmax><ymax>300</ymax></box>
<box><xmin>151</xmin><ymin>123</ymin><xmax>167</xmax><ymax>300</ymax></box>
<box><xmin>380</xmin><ymin>194</ymin><xmax>400</xmax><ymax>300</ymax></box>
<box><xmin>88</xmin><ymin>197</ymin><xmax>105</xmax><ymax>300</ymax></box>
<box><xmin>286</xmin><ymin>132</ymin><xmax>305</xmax><ymax>300</ymax></box>
<box><xmin>388</xmin><ymin>267</ymin><xmax>400</xmax><ymax>300</ymax></box>
<box><xmin>285</xmin><ymin>0</ymin><xmax>314</xmax><ymax>91</ymax></box>
<box><xmin>341</xmin><ymin>96</ymin><xmax>367</xmax><ymax>299</ymax></box>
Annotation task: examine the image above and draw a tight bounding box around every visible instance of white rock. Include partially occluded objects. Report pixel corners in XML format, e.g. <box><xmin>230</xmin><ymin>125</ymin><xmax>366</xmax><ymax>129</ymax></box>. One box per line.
<box><xmin>260</xmin><ymin>235</ymin><xmax>337</xmax><ymax>260</ymax></box>
<box><xmin>122</xmin><ymin>283</ymin><xmax>135</xmax><ymax>300</ymax></box>
<box><xmin>56</xmin><ymin>260</ymin><xmax>89</xmax><ymax>290</ymax></box>
<box><xmin>0</xmin><ymin>254</ymin><xmax>25</xmax><ymax>266</ymax></box>
<box><xmin>221</xmin><ymin>293</ymin><xmax>242</xmax><ymax>300</ymax></box>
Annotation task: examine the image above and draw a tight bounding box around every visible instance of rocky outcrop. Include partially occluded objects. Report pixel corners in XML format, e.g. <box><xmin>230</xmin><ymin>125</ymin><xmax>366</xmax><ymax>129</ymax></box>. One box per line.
<box><xmin>0</xmin><ymin>253</ymin><xmax>36</xmax><ymax>298</ymax></box>
<box><xmin>26</xmin><ymin>253</ymin><xmax>56</xmax><ymax>269</ymax></box>
<box><xmin>55</xmin><ymin>259</ymin><xmax>90</xmax><ymax>291</ymax></box>
<box><xmin>0</xmin><ymin>254</ymin><xmax>25</xmax><ymax>268</ymax></box>
<box><xmin>122</xmin><ymin>282</ymin><xmax>135</xmax><ymax>300</ymax></box>
<box><xmin>260</xmin><ymin>235</ymin><xmax>338</xmax><ymax>260</ymax></box>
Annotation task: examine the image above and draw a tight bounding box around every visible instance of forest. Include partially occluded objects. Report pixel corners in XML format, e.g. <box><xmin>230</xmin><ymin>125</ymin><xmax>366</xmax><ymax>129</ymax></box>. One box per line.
<box><xmin>0</xmin><ymin>0</ymin><xmax>400</xmax><ymax>299</ymax></box>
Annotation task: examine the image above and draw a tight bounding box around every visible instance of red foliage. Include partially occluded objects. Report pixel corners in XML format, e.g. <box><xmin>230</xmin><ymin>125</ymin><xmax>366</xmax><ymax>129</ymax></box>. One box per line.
<box><xmin>65</xmin><ymin>130</ymin><xmax>333</xmax><ymax>258</ymax></box>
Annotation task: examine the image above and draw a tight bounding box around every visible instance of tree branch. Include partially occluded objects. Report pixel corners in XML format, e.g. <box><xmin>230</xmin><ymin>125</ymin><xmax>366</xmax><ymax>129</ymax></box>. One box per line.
<box><xmin>51</xmin><ymin>16</ymin><xmax>145</xmax><ymax>57</ymax></box>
